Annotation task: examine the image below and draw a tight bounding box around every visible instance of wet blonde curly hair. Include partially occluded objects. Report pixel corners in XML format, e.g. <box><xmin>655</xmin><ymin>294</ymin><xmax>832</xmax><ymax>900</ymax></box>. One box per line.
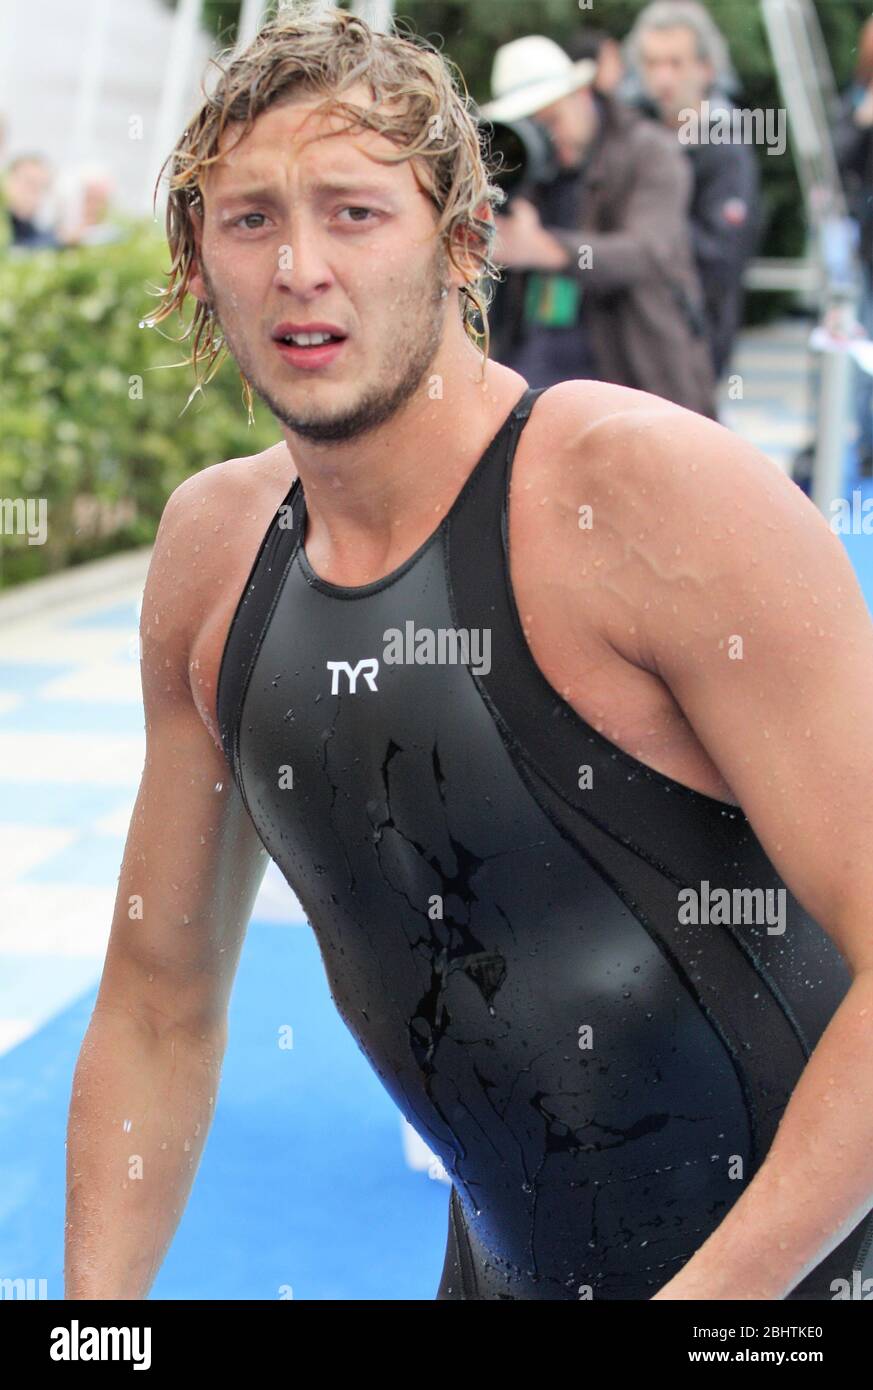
<box><xmin>149</xmin><ymin>0</ymin><xmax>503</xmax><ymax>415</ymax></box>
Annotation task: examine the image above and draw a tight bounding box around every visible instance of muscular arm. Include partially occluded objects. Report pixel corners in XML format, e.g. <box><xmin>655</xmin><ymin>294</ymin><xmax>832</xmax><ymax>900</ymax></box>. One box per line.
<box><xmin>65</xmin><ymin>472</ymin><xmax>270</xmax><ymax>1299</ymax></box>
<box><xmin>571</xmin><ymin>399</ymin><xmax>873</xmax><ymax>1298</ymax></box>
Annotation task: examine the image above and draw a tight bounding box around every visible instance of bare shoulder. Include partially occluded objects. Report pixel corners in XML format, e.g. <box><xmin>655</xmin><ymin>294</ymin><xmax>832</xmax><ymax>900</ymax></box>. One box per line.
<box><xmin>523</xmin><ymin>379</ymin><xmax>847</xmax><ymax>669</ymax></box>
<box><xmin>140</xmin><ymin>441</ymin><xmax>297</xmax><ymax>695</ymax></box>
<box><xmin>154</xmin><ymin>440</ymin><xmax>296</xmax><ymax>561</ymax></box>
<box><xmin>534</xmin><ymin>378</ymin><xmax>830</xmax><ymax>554</ymax></box>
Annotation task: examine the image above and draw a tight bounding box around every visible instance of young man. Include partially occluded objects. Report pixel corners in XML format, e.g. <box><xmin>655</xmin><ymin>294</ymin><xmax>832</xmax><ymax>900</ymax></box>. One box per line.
<box><xmin>65</xmin><ymin>8</ymin><xmax>873</xmax><ymax>1301</ymax></box>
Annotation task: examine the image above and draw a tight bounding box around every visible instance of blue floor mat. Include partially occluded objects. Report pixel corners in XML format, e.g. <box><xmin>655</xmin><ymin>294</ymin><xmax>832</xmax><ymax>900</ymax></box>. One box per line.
<box><xmin>0</xmin><ymin>921</ymin><xmax>449</xmax><ymax>1300</ymax></box>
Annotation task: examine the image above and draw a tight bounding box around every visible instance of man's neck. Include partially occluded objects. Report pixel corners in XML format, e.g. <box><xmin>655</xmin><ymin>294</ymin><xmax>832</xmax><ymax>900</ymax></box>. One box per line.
<box><xmin>278</xmin><ymin>335</ymin><xmax>525</xmax><ymax>573</ymax></box>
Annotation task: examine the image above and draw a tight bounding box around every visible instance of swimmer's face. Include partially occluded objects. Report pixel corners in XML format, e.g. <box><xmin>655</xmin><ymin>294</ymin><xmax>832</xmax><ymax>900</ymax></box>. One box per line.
<box><xmin>189</xmin><ymin>83</ymin><xmax>460</xmax><ymax>443</ymax></box>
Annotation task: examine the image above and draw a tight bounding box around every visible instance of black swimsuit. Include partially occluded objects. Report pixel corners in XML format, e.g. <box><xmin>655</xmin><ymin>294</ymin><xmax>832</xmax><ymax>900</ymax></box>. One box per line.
<box><xmin>217</xmin><ymin>385</ymin><xmax>873</xmax><ymax>1299</ymax></box>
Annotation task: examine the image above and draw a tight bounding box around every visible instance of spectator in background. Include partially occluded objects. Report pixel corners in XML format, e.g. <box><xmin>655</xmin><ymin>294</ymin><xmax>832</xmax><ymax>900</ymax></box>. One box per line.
<box><xmin>564</xmin><ymin>28</ymin><xmax>626</xmax><ymax>97</ymax></box>
<box><xmin>624</xmin><ymin>1</ymin><xmax>762</xmax><ymax>381</ymax></box>
<box><xmin>56</xmin><ymin>164</ymin><xmax>124</xmax><ymax>247</ymax></box>
<box><xmin>833</xmin><ymin>14</ymin><xmax>873</xmax><ymax>477</ymax></box>
<box><xmin>483</xmin><ymin>34</ymin><xmax>716</xmax><ymax>419</ymax></box>
<box><xmin>2</xmin><ymin>153</ymin><xmax>60</xmax><ymax>249</ymax></box>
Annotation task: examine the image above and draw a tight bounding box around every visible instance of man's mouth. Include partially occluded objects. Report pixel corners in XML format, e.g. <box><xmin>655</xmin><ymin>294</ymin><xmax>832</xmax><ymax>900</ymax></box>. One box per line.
<box><xmin>275</xmin><ymin>330</ymin><xmax>344</xmax><ymax>346</ymax></box>
<box><xmin>272</xmin><ymin>323</ymin><xmax>348</xmax><ymax>370</ymax></box>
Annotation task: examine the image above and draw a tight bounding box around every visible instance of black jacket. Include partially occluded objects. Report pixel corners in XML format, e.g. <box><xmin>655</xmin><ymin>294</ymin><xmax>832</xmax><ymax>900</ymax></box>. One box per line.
<box><xmin>834</xmin><ymin>85</ymin><xmax>873</xmax><ymax>265</ymax></box>
<box><xmin>636</xmin><ymin>93</ymin><xmax>762</xmax><ymax>379</ymax></box>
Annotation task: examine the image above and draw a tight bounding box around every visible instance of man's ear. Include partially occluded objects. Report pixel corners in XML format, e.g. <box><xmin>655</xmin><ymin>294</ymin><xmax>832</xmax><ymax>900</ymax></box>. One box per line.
<box><xmin>450</xmin><ymin>200</ymin><xmax>494</xmax><ymax>283</ymax></box>
<box><xmin>474</xmin><ymin>199</ymin><xmax>496</xmax><ymax>236</ymax></box>
<box><xmin>187</xmin><ymin>208</ymin><xmax>207</xmax><ymax>303</ymax></box>
<box><xmin>189</xmin><ymin>257</ymin><xmax>207</xmax><ymax>304</ymax></box>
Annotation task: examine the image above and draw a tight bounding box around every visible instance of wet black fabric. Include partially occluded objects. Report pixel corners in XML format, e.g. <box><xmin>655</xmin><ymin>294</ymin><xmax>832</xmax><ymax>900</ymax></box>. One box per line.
<box><xmin>218</xmin><ymin>386</ymin><xmax>873</xmax><ymax>1299</ymax></box>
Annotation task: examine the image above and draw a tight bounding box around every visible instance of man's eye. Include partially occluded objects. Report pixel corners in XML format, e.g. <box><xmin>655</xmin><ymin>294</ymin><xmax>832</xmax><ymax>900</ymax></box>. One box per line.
<box><xmin>338</xmin><ymin>206</ymin><xmax>376</xmax><ymax>223</ymax></box>
<box><xmin>234</xmin><ymin>212</ymin><xmax>267</xmax><ymax>230</ymax></box>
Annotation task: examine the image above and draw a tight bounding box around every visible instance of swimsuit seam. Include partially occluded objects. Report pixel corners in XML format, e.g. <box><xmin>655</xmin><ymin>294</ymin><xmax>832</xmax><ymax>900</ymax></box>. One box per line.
<box><xmin>504</xmin><ymin>744</ymin><xmax>766</xmax><ymax>1168</ymax></box>
<box><xmin>856</xmin><ymin>1211</ymin><xmax>873</xmax><ymax>1270</ymax></box>
<box><xmin>479</xmin><ymin>688</ymin><xmax>815</xmax><ymax>1070</ymax></box>
<box><xmin>232</xmin><ymin>513</ymin><xmax>304</xmax><ymax>817</ymax></box>
<box><xmin>455</xmin><ymin>649</ymin><xmax>701</xmax><ymax>890</ymax></box>
<box><xmin>217</xmin><ymin>475</ymin><xmax>300</xmax><ymax>773</ymax></box>
<box><xmin>498</xmin><ymin>702</ymin><xmax>814</xmax><ymax>1061</ymax></box>
<box><xmin>450</xmin><ymin>1189</ymin><xmax>479</xmax><ymax>1298</ymax></box>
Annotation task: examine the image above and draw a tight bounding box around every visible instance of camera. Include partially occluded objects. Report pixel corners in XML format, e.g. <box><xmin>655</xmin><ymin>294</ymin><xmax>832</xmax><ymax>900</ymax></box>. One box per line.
<box><xmin>478</xmin><ymin>115</ymin><xmax>560</xmax><ymax>202</ymax></box>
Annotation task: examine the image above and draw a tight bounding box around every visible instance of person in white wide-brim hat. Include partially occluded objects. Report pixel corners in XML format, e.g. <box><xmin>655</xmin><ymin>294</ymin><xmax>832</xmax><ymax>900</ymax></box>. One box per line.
<box><xmin>479</xmin><ymin>35</ymin><xmax>597</xmax><ymax>125</ymax></box>
<box><xmin>477</xmin><ymin>36</ymin><xmax>602</xmax><ymax>286</ymax></box>
<box><xmin>481</xmin><ymin>31</ymin><xmax>717</xmax><ymax>419</ymax></box>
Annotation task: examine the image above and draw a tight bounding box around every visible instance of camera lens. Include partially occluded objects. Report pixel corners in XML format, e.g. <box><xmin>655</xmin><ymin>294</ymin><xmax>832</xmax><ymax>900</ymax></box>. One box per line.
<box><xmin>479</xmin><ymin>116</ymin><xmax>559</xmax><ymax>199</ymax></box>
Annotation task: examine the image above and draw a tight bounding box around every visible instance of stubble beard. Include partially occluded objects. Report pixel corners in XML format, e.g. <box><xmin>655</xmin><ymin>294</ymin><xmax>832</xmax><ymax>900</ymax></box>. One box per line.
<box><xmin>198</xmin><ymin>248</ymin><xmax>452</xmax><ymax>444</ymax></box>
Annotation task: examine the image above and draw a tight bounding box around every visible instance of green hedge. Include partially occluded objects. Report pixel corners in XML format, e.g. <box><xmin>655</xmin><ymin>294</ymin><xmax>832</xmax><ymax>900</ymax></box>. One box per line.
<box><xmin>0</xmin><ymin>222</ymin><xmax>279</xmax><ymax>588</ymax></box>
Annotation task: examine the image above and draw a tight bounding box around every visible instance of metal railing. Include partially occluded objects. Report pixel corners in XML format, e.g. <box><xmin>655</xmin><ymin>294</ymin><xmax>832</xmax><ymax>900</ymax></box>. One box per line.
<box><xmin>762</xmin><ymin>0</ymin><xmax>863</xmax><ymax>513</ymax></box>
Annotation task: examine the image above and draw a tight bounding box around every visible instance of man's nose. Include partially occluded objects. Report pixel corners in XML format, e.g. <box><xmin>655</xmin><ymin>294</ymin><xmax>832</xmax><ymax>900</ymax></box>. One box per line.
<box><xmin>272</xmin><ymin>225</ymin><xmax>335</xmax><ymax>298</ymax></box>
